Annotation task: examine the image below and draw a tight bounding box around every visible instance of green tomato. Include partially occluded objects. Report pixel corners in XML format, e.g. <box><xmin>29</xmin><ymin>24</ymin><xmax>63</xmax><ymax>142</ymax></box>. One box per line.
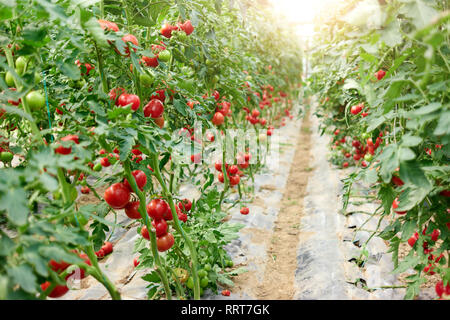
<box><xmin>364</xmin><ymin>154</ymin><xmax>373</xmax><ymax>162</ymax></box>
<box><xmin>0</xmin><ymin>151</ymin><xmax>13</xmax><ymax>163</ymax></box>
<box><xmin>361</xmin><ymin>133</ymin><xmax>370</xmax><ymax>139</ymax></box>
<box><xmin>26</xmin><ymin>91</ymin><xmax>45</xmax><ymax>111</ymax></box>
<box><xmin>34</xmin><ymin>72</ymin><xmax>42</xmax><ymax>84</ymax></box>
<box><xmin>5</xmin><ymin>71</ymin><xmax>15</xmax><ymax>87</ymax></box>
<box><xmin>158</xmin><ymin>50</ymin><xmax>171</xmax><ymax>63</ymax></box>
<box><xmin>140</xmin><ymin>73</ymin><xmax>154</xmax><ymax>87</ymax></box>
<box><xmin>200</xmin><ymin>277</ymin><xmax>209</xmax><ymax>288</ymax></box>
<box><xmin>93</xmin><ymin>163</ymin><xmax>102</xmax><ymax>172</ymax></box>
<box><xmin>179</xmin><ymin>78</ymin><xmax>194</xmax><ymax>92</ymax></box>
<box><xmin>198</xmin><ymin>269</ymin><xmax>207</xmax><ymax>278</ymax></box>
<box><xmin>175</xmin><ymin>31</ymin><xmax>187</xmax><ymax>42</ymax></box>
<box><xmin>204</xmin><ymin>263</ymin><xmax>212</xmax><ymax>272</ymax></box>
<box><xmin>226</xmin><ymin>260</ymin><xmax>234</xmax><ymax>268</ymax></box>
<box><xmin>186</xmin><ymin>277</ymin><xmax>194</xmax><ymax>290</ymax></box>
<box><xmin>79</xmin><ymin>179</ymin><xmax>87</xmax><ymax>186</ymax></box>
<box><xmin>53</xmin><ymin>191</ymin><xmax>61</xmax><ymax>200</ymax></box>
<box><xmin>15</xmin><ymin>56</ymin><xmax>27</xmax><ymax>75</ymax></box>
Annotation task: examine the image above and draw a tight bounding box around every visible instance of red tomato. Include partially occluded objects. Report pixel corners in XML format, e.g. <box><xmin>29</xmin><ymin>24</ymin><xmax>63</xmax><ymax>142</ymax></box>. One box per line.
<box><xmin>125</xmin><ymin>201</ymin><xmax>142</xmax><ymax>219</ymax></box>
<box><xmin>102</xmin><ymin>242</ymin><xmax>113</xmax><ymax>255</ymax></box>
<box><xmin>141</xmin><ymin>225</ymin><xmax>150</xmax><ymax>240</ymax></box>
<box><xmin>104</xmin><ymin>183</ymin><xmax>131</xmax><ymax>209</ymax></box>
<box><xmin>55</xmin><ymin>135</ymin><xmax>79</xmax><ymax>155</ymax></box>
<box><xmin>49</xmin><ymin>260</ymin><xmax>70</xmax><ymax>273</ymax></box>
<box><xmin>95</xmin><ymin>248</ymin><xmax>105</xmax><ymax>258</ymax></box>
<box><xmin>123</xmin><ymin>170</ymin><xmax>147</xmax><ymax>191</ymax></box>
<box><xmin>213</xmin><ymin>90</ymin><xmax>220</xmax><ymax>101</ymax></box>
<box><xmin>133</xmin><ymin>257</ymin><xmax>140</xmax><ymax>267</ymax></box>
<box><xmin>251</xmin><ymin>109</ymin><xmax>260</xmax><ymax>117</ymax></box>
<box><xmin>144</xmin><ymin>99</ymin><xmax>164</xmax><ymax>118</ymax></box>
<box><xmin>218</xmin><ymin>172</ymin><xmax>225</xmax><ymax>183</ymax></box>
<box><xmin>180</xmin><ymin>20</ymin><xmax>194</xmax><ymax>35</ymax></box>
<box><xmin>343</xmin><ymin>162</ymin><xmax>349</xmax><ymax>168</ymax></box>
<box><xmin>142</xmin><ymin>55</ymin><xmax>159</xmax><ymax>68</ymax></box>
<box><xmin>41</xmin><ymin>282</ymin><xmax>69</xmax><ymax>298</ymax></box>
<box><xmin>408</xmin><ymin>232</ymin><xmax>419</xmax><ymax>247</ymax></box>
<box><xmin>98</xmin><ymin>19</ymin><xmax>119</xmax><ymax>32</ymax></box>
<box><xmin>160</xmin><ymin>23</ymin><xmax>176</xmax><ymax>38</ymax></box>
<box><xmin>147</xmin><ymin>199</ymin><xmax>169</xmax><ymax>220</ymax></box>
<box><xmin>221</xmin><ymin>289</ymin><xmax>231</xmax><ymax>296</ymax></box>
<box><xmin>100</xmin><ymin>157</ymin><xmax>111</xmax><ymax>167</ymax></box>
<box><xmin>228</xmin><ymin>165</ymin><xmax>238</xmax><ymax>175</ymax></box>
<box><xmin>212</xmin><ymin>112</ymin><xmax>224</xmax><ymax>126</ymax></box>
<box><xmin>117</xmin><ymin>93</ymin><xmax>140</xmax><ymax>111</ymax></box>
<box><xmin>229</xmin><ymin>175</ymin><xmax>240</xmax><ymax>186</ymax></box>
<box><xmin>152</xmin><ymin>219</ymin><xmax>168</xmax><ymax>237</ymax></box>
<box><xmin>121</xmin><ymin>34</ymin><xmax>139</xmax><ymax>56</ymax></box>
<box><xmin>178</xmin><ymin>199</ymin><xmax>192</xmax><ymax>212</ymax></box>
<box><xmin>431</xmin><ymin>229</ymin><xmax>440</xmax><ymax>241</ymax></box>
<box><xmin>156</xmin><ymin>233</ymin><xmax>174</xmax><ymax>252</ymax></box>
<box><xmin>109</xmin><ymin>87</ymin><xmax>126</xmax><ymax>102</ymax></box>
<box><xmin>391</xmin><ymin>176</ymin><xmax>404</xmax><ymax>187</ymax></box>
<box><xmin>240</xmin><ymin>207</ymin><xmax>249</xmax><ymax>215</ymax></box>
<box><xmin>215</xmin><ymin>161</ymin><xmax>223</xmax><ymax>172</ymax></box>
<box><xmin>435</xmin><ymin>281</ymin><xmax>450</xmax><ymax>298</ymax></box>
<box><xmin>375</xmin><ymin>69</ymin><xmax>386</xmax><ymax>80</ymax></box>
<box><xmin>392</xmin><ymin>197</ymin><xmax>407</xmax><ymax>215</ymax></box>
<box><xmin>154</xmin><ymin>116</ymin><xmax>165</xmax><ymax>129</ymax></box>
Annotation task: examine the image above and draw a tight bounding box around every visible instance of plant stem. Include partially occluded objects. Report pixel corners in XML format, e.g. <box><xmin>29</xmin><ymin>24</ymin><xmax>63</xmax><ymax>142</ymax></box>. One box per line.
<box><xmin>151</xmin><ymin>153</ymin><xmax>201</xmax><ymax>300</ymax></box>
<box><xmin>123</xmin><ymin>160</ymin><xmax>172</xmax><ymax>299</ymax></box>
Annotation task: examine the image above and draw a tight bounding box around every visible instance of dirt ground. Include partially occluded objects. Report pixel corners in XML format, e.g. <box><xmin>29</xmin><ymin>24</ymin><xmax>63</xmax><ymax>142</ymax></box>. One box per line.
<box><xmin>231</xmin><ymin>112</ymin><xmax>313</xmax><ymax>299</ymax></box>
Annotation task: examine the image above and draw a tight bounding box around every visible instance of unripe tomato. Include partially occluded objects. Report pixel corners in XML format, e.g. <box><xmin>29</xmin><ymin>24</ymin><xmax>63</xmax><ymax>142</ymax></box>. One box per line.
<box><xmin>104</xmin><ymin>183</ymin><xmax>131</xmax><ymax>209</ymax></box>
<box><xmin>158</xmin><ymin>50</ymin><xmax>171</xmax><ymax>62</ymax></box>
<box><xmin>140</xmin><ymin>73</ymin><xmax>154</xmax><ymax>87</ymax></box>
<box><xmin>26</xmin><ymin>91</ymin><xmax>45</xmax><ymax>110</ymax></box>
<box><xmin>5</xmin><ymin>71</ymin><xmax>15</xmax><ymax>87</ymax></box>
<box><xmin>0</xmin><ymin>151</ymin><xmax>13</xmax><ymax>162</ymax></box>
<box><xmin>156</xmin><ymin>233</ymin><xmax>174</xmax><ymax>252</ymax></box>
<box><xmin>15</xmin><ymin>56</ymin><xmax>27</xmax><ymax>75</ymax></box>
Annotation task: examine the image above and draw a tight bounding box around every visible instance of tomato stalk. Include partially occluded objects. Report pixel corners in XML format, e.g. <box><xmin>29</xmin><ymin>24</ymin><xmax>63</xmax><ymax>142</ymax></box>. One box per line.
<box><xmin>84</xmin><ymin>245</ymin><xmax>121</xmax><ymax>300</ymax></box>
<box><xmin>56</xmin><ymin>166</ymin><xmax>121</xmax><ymax>300</ymax></box>
<box><xmin>94</xmin><ymin>41</ymin><xmax>109</xmax><ymax>94</ymax></box>
<box><xmin>122</xmin><ymin>160</ymin><xmax>173</xmax><ymax>299</ymax></box>
<box><xmin>219</xmin><ymin>119</ymin><xmax>229</xmax><ymax>206</ymax></box>
<box><xmin>150</xmin><ymin>153</ymin><xmax>201</xmax><ymax>300</ymax></box>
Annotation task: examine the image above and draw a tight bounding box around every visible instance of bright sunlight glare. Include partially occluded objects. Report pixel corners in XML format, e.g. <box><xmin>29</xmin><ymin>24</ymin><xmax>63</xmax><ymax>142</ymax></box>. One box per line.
<box><xmin>269</xmin><ymin>0</ymin><xmax>347</xmax><ymax>37</ymax></box>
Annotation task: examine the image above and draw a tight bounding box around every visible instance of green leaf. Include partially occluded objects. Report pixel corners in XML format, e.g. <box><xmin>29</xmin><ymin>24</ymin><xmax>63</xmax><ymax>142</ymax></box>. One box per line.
<box><xmin>392</xmin><ymin>255</ymin><xmax>420</xmax><ymax>274</ymax></box>
<box><xmin>399</xmin><ymin>160</ymin><xmax>430</xmax><ymax>188</ymax></box>
<box><xmin>7</xmin><ymin>264</ymin><xmax>37</xmax><ymax>294</ymax></box>
<box><xmin>378</xmin><ymin>144</ymin><xmax>398</xmax><ymax>183</ymax></box>
<box><xmin>142</xmin><ymin>271</ymin><xmax>161</xmax><ymax>283</ymax></box>
<box><xmin>55</xmin><ymin>58</ymin><xmax>81</xmax><ymax>80</ymax></box>
<box><xmin>410</xmin><ymin>102</ymin><xmax>442</xmax><ymax>116</ymax></box>
<box><xmin>401</xmin><ymin>134</ymin><xmax>422</xmax><ymax>147</ymax></box>
<box><xmin>0</xmin><ymin>187</ymin><xmax>29</xmax><ymax>226</ymax></box>
<box><xmin>399</xmin><ymin>147</ymin><xmax>416</xmax><ymax>161</ymax></box>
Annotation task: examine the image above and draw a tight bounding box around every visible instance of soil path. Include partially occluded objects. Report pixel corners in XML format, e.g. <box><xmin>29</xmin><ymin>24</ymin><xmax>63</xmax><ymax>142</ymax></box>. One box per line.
<box><xmin>252</xmin><ymin>111</ymin><xmax>312</xmax><ymax>299</ymax></box>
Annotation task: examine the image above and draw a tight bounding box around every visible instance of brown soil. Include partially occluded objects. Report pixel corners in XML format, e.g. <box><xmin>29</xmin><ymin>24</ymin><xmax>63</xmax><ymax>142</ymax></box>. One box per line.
<box><xmin>229</xmin><ymin>112</ymin><xmax>312</xmax><ymax>299</ymax></box>
<box><xmin>254</xmin><ymin>112</ymin><xmax>312</xmax><ymax>299</ymax></box>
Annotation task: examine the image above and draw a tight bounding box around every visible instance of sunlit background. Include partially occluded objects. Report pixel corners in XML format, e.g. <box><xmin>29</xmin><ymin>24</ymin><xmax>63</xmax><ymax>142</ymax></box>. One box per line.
<box><xmin>268</xmin><ymin>0</ymin><xmax>347</xmax><ymax>38</ymax></box>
